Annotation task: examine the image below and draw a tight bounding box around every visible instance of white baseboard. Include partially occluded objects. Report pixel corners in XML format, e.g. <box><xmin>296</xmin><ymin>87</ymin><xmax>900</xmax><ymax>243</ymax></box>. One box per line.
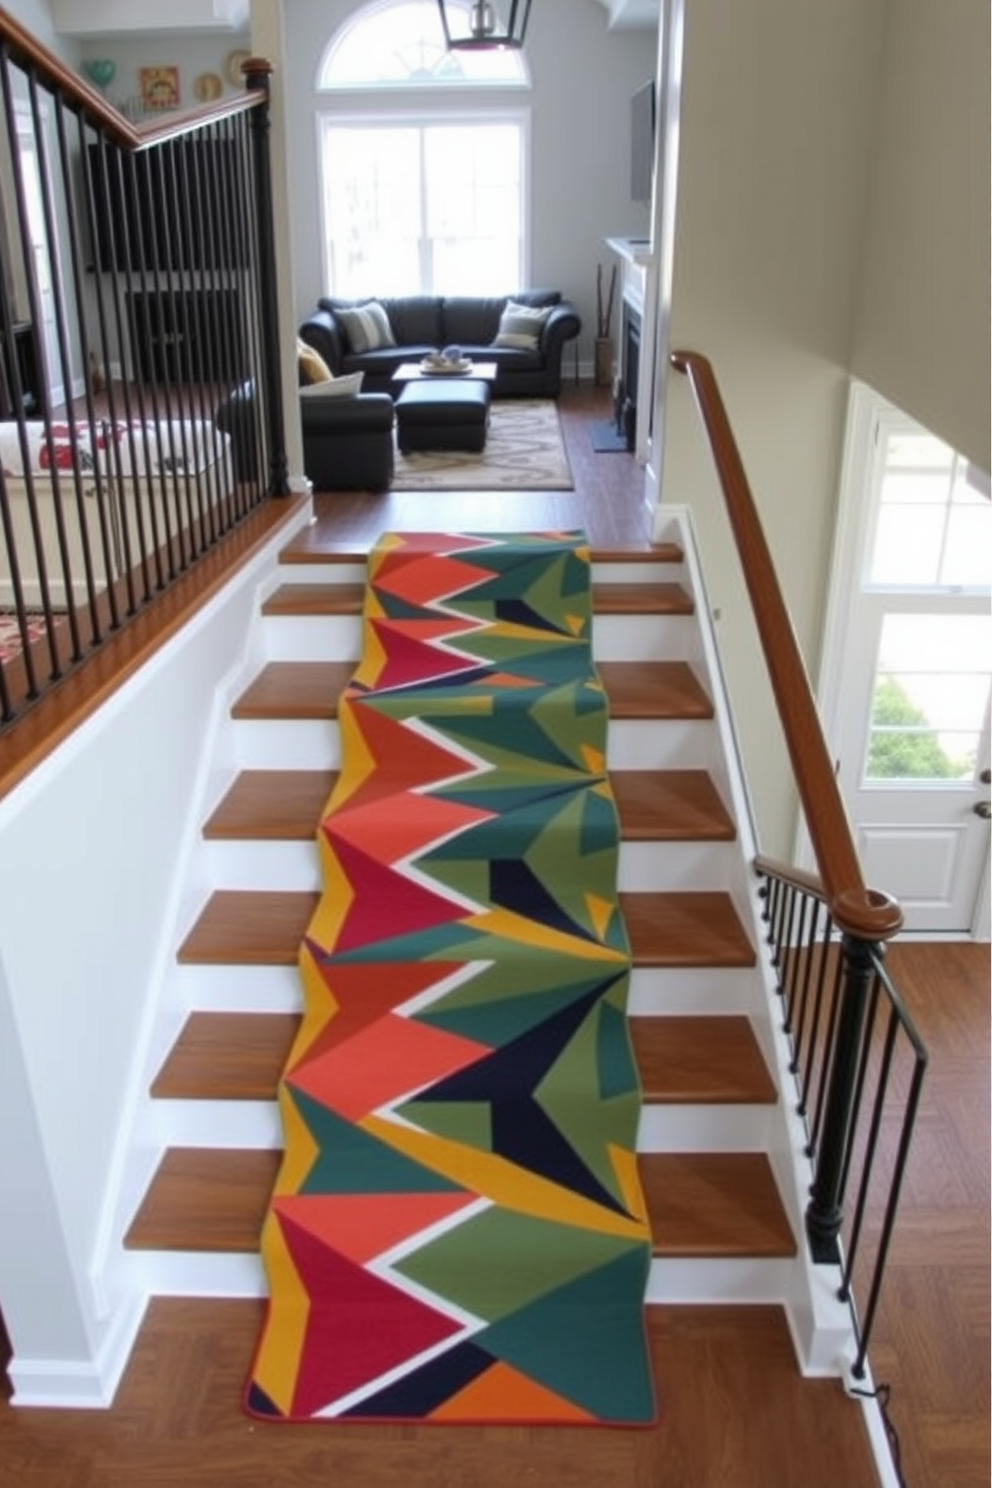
<box><xmin>7</xmin><ymin>1292</ymin><xmax>147</xmax><ymax>1409</ymax></box>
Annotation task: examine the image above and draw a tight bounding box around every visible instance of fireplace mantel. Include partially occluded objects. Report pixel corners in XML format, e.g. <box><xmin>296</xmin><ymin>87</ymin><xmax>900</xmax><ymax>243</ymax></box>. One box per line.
<box><xmin>605</xmin><ymin>237</ymin><xmax>655</xmax><ymax>460</ymax></box>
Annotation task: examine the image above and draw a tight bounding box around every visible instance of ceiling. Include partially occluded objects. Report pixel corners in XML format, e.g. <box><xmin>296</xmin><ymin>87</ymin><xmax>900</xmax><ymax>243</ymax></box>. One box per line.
<box><xmin>593</xmin><ymin>0</ymin><xmax>660</xmax><ymax>27</ymax></box>
<box><xmin>50</xmin><ymin>0</ymin><xmax>659</xmax><ymax>39</ymax></box>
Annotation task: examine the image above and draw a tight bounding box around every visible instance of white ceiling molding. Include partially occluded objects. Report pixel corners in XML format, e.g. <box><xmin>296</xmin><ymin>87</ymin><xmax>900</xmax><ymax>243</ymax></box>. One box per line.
<box><xmin>50</xmin><ymin>0</ymin><xmax>250</xmax><ymax>37</ymax></box>
<box><xmin>593</xmin><ymin>0</ymin><xmax>660</xmax><ymax>29</ymax></box>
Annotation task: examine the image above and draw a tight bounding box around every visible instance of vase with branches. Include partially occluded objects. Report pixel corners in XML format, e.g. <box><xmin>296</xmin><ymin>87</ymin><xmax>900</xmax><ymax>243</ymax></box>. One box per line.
<box><xmin>595</xmin><ymin>262</ymin><xmax>617</xmax><ymax>386</ymax></box>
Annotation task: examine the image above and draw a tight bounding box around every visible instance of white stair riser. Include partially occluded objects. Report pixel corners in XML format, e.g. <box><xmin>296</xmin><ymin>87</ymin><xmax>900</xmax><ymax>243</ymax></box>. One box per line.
<box><xmin>606</xmin><ymin>719</ymin><xmax>719</xmax><ymax>771</ymax></box>
<box><xmin>628</xmin><ymin>967</ymin><xmax>760</xmax><ymax>1016</ymax></box>
<box><xmin>172</xmin><ymin>964</ymin><xmax>303</xmax><ymax>1014</ymax></box>
<box><xmin>636</xmin><ymin>1103</ymin><xmax>776</xmax><ymax>1152</ymax></box>
<box><xmin>197</xmin><ymin>835</ymin><xmax>736</xmax><ymax>893</ymax></box>
<box><xmin>125</xmin><ymin>1251</ymin><xmax>795</xmax><ymax>1307</ymax></box>
<box><xmin>271</xmin><ymin>561</ymin><xmax>368</xmax><ymax>586</ymax></box>
<box><xmin>170</xmin><ymin>963</ymin><xmax>759</xmax><ymax>1019</ymax></box>
<box><xmin>645</xmin><ymin>1256</ymin><xmax>796</xmax><ymax>1305</ymax></box>
<box><xmin>202</xmin><ymin>839</ymin><xmax>320</xmax><ymax>890</ymax></box>
<box><xmin>592</xmin><ymin>561</ymin><xmax>688</xmax><ymax>585</ymax></box>
<box><xmin>617</xmin><ymin>839</ymin><xmax>736</xmax><ymax>892</ymax></box>
<box><xmin>231</xmin><ymin>717</ymin><xmax>722</xmax><ymax>773</ymax></box>
<box><xmin>234</xmin><ymin>718</ymin><xmax>339</xmax><ymax>770</ymax></box>
<box><xmin>150</xmin><ymin>1097</ymin><xmax>776</xmax><ymax>1156</ymax></box>
<box><xmin>153</xmin><ymin>1099</ymin><xmax>282</xmax><ymax>1149</ymax></box>
<box><xmin>171</xmin><ymin>964</ymin><xmax>763</xmax><ymax>1019</ymax></box>
<box><xmin>269</xmin><ymin>562</ymin><xmax>690</xmax><ymax>590</ymax></box>
<box><xmin>593</xmin><ymin>613</ymin><xmax>697</xmax><ymax>662</ymax></box>
<box><xmin>125</xmin><ymin>1251</ymin><xmax>266</xmax><ymax>1299</ymax></box>
<box><xmin>262</xmin><ymin>615</ymin><xmax>361</xmax><ymax>662</ymax></box>
<box><xmin>258</xmin><ymin>612</ymin><xmax>700</xmax><ymax>664</ymax></box>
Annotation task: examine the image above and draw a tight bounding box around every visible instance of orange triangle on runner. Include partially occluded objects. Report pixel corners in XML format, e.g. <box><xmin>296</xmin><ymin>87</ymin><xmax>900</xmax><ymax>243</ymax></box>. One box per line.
<box><xmin>272</xmin><ymin>1190</ymin><xmax>475</xmax><ymax>1267</ymax></box>
<box><xmin>431</xmin><ymin>1358</ymin><xmax>596</xmax><ymax>1423</ymax></box>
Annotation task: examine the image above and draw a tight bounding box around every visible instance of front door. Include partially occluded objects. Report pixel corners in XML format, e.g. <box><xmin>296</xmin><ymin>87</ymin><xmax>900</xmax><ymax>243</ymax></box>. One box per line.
<box><xmin>820</xmin><ymin>387</ymin><xmax>991</xmax><ymax>935</ymax></box>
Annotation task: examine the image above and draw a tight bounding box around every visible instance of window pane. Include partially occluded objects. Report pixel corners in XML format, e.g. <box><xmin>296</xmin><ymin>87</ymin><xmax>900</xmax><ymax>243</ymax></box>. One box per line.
<box><xmin>866</xmin><ymin>727</ymin><xmax>979</xmax><ymax>781</ymax></box>
<box><xmin>322</xmin><ymin>117</ymin><xmax>523</xmax><ymax>296</ymax></box>
<box><xmin>870</xmin><ymin>505</ymin><xmax>945</xmax><ymax>584</ymax></box>
<box><xmin>943</xmin><ymin>503</ymin><xmax>992</xmax><ymax>587</ymax></box>
<box><xmin>870</xmin><ymin>424</ymin><xmax>992</xmax><ymax>589</ymax></box>
<box><xmin>865</xmin><ymin>614</ymin><xmax>992</xmax><ymax>782</ymax></box>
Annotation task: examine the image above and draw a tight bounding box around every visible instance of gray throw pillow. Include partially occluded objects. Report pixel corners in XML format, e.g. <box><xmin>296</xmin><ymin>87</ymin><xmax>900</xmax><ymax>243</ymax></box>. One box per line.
<box><xmin>493</xmin><ymin>300</ymin><xmax>552</xmax><ymax>351</ymax></box>
<box><xmin>335</xmin><ymin>302</ymin><xmax>396</xmax><ymax>354</ymax></box>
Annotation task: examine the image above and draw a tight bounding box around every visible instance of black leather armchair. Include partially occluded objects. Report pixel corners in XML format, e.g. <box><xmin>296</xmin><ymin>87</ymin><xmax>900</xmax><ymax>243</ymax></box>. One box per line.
<box><xmin>215</xmin><ymin>380</ymin><xmax>395</xmax><ymax>493</ymax></box>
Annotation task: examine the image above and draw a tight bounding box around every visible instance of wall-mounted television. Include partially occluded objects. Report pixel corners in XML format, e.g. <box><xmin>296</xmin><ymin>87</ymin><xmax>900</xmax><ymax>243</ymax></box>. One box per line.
<box><xmin>631</xmin><ymin>79</ymin><xmax>655</xmax><ymax>205</ymax></box>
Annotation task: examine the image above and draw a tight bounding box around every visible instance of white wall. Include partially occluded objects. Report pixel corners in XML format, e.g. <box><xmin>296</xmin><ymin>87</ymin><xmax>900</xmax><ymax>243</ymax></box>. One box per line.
<box><xmin>278</xmin><ymin>0</ymin><xmax>657</xmax><ymax>371</ymax></box>
<box><xmin>850</xmin><ymin>0</ymin><xmax>990</xmax><ymax>473</ymax></box>
<box><xmin>659</xmin><ymin>0</ymin><xmax>889</xmax><ymax>857</ymax></box>
<box><xmin>0</xmin><ymin>511</ymin><xmax>310</xmax><ymax>1401</ymax></box>
<box><xmin>658</xmin><ymin>0</ymin><xmax>989</xmax><ymax>859</ymax></box>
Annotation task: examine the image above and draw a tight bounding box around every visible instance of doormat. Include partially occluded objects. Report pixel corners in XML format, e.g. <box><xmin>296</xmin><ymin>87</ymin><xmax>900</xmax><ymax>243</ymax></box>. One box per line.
<box><xmin>589</xmin><ymin>420</ymin><xmax>631</xmax><ymax>454</ymax></box>
<box><xmin>245</xmin><ymin>530</ymin><xmax>656</xmax><ymax>1427</ymax></box>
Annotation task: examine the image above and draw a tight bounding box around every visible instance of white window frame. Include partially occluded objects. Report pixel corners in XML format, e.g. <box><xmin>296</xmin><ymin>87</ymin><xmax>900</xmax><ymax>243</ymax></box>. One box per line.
<box><xmin>316</xmin><ymin>105</ymin><xmax>532</xmax><ymax>298</ymax></box>
<box><xmin>317</xmin><ymin>0</ymin><xmax>531</xmax><ymax>91</ymax></box>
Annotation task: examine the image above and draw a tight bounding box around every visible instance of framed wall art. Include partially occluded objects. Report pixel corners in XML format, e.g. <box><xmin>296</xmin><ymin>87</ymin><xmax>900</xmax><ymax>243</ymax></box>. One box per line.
<box><xmin>139</xmin><ymin>66</ymin><xmax>180</xmax><ymax>111</ymax></box>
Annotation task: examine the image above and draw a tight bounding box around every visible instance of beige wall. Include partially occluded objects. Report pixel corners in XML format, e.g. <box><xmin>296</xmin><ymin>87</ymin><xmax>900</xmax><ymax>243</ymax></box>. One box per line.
<box><xmin>659</xmin><ymin>0</ymin><xmax>888</xmax><ymax>856</ymax></box>
<box><xmin>851</xmin><ymin>0</ymin><xmax>990</xmax><ymax>472</ymax></box>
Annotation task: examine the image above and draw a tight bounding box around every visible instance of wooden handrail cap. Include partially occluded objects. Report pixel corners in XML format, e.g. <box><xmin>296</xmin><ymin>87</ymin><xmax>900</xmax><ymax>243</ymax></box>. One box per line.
<box><xmin>831</xmin><ymin>886</ymin><xmax>904</xmax><ymax>943</ymax></box>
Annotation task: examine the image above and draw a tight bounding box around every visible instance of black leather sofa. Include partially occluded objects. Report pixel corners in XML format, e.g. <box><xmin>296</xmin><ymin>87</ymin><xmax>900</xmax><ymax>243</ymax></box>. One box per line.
<box><xmin>298</xmin><ymin>291</ymin><xmax>581</xmax><ymax>398</ymax></box>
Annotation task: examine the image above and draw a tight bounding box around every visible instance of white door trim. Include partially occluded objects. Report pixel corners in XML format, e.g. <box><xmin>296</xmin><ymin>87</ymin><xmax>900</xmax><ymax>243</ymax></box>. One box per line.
<box><xmin>809</xmin><ymin>379</ymin><xmax>991</xmax><ymax>940</ymax></box>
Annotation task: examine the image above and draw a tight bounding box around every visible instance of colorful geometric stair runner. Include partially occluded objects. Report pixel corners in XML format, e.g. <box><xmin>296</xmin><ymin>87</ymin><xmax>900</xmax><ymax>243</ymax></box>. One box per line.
<box><xmin>245</xmin><ymin>531</ymin><xmax>655</xmax><ymax>1424</ymax></box>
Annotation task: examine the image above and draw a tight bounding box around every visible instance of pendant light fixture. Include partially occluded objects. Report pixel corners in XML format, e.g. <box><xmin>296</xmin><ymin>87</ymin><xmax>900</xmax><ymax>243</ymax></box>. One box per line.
<box><xmin>436</xmin><ymin>0</ymin><xmax>532</xmax><ymax>50</ymax></box>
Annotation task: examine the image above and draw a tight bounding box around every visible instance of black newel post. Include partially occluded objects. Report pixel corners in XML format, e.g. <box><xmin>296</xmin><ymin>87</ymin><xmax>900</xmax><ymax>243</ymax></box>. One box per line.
<box><xmin>245</xmin><ymin>59</ymin><xmax>289</xmax><ymax>496</ymax></box>
<box><xmin>805</xmin><ymin>932</ymin><xmax>875</xmax><ymax>1263</ymax></box>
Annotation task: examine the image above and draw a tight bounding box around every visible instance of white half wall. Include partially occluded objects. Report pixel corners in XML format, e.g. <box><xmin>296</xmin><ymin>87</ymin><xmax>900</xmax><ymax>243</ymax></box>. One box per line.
<box><xmin>0</xmin><ymin>504</ymin><xmax>310</xmax><ymax>1405</ymax></box>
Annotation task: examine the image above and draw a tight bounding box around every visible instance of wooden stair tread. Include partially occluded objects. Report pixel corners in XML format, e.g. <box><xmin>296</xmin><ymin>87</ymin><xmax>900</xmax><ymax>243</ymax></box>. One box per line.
<box><xmin>152</xmin><ymin>1012</ymin><xmax>300</xmax><ymax>1099</ymax></box>
<box><xmin>621</xmin><ymin>891</ymin><xmax>756</xmax><ymax>967</ymax></box>
<box><xmin>124</xmin><ymin>1148</ymin><xmax>279</xmax><ymax>1253</ymax></box>
<box><xmin>178</xmin><ymin>889</ymin><xmax>753</xmax><ymax>968</ymax></box>
<box><xmin>261</xmin><ymin>579</ymin><xmax>692</xmax><ymax>618</ymax></box>
<box><xmin>152</xmin><ymin>1011</ymin><xmax>774</xmax><ymax>1107</ymax></box>
<box><xmin>611</xmin><ymin>770</ymin><xmax>735</xmax><ymax>840</ymax></box>
<box><xmin>593</xmin><ymin>581</ymin><xmax>693</xmax><ymax>615</ymax></box>
<box><xmin>631</xmin><ymin>1016</ymin><xmax>777</xmax><ymax>1104</ymax></box>
<box><xmin>262</xmin><ymin>582</ymin><xmax>366</xmax><ymax>616</ymax></box>
<box><xmin>203</xmin><ymin>769</ymin><xmax>335</xmax><ymax>839</ymax></box>
<box><xmin>202</xmin><ymin>767</ymin><xmax>732</xmax><ymax>843</ymax></box>
<box><xmin>232</xmin><ymin>660</ymin><xmax>712</xmax><ymax>722</ymax></box>
<box><xmin>177</xmin><ymin>890</ymin><xmax>319</xmax><ymax>964</ymax></box>
<box><xmin>231</xmin><ymin>662</ymin><xmax>354</xmax><ymax>720</ymax></box>
<box><xmin>640</xmin><ymin>1152</ymin><xmax>796</xmax><ymax>1258</ymax></box>
<box><xmin>598</xmin><ymin>661</ymin><xmax>713</xmax><ymax>719</ymax></box>
<box><xmin>126</xmin><ymin>1147</ymin><xmax>794</xmax><ymax>1259</ymax></box>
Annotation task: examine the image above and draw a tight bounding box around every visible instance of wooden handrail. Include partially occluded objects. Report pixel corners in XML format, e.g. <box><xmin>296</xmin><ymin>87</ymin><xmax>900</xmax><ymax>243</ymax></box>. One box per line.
<box><xmin>671</xmin><ymin>349</ymin><xmax>902</xmax><ymax>943</ymax></box>
<box><xmin>0</xmin><ymin>6</ymin><xmax>265</xmax><ymax>147</ymax></box>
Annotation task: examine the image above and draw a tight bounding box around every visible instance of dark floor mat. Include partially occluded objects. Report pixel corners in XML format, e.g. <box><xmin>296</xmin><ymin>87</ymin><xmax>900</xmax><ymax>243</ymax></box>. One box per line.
<box><xmin>589</xmin><ymin>420</ymin><xmax>631</xmax><ymax>453</ymax></box>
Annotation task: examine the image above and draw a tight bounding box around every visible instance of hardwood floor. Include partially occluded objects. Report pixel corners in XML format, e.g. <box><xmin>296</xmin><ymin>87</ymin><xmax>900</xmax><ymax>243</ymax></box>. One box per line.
<box><xmin>0</xmin><ymin>386</ymin><xmax>988</xmax><ymax>1486</ymax></box>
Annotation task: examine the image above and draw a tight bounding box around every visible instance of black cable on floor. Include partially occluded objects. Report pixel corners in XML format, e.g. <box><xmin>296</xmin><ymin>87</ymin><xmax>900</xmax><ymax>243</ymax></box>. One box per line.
<box><xmin>848</xmin><ymin>1380</ymin><xmax>907</xmax><ymax>1488</ymax></box>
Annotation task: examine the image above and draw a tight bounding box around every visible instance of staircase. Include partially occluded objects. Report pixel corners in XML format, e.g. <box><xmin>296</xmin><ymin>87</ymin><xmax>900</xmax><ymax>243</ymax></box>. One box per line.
<box><xmin>123</xmin><ymin>524</ymin><xmax>807</xmax><ymax>1322</ymax></box>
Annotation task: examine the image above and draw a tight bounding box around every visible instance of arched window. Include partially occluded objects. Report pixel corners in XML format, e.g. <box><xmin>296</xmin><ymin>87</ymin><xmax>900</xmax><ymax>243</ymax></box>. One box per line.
<box><xmin>316</xmin><ymin>1</ymin><xmax>531</xmax><ymax>297</ymax></box>
<box><xmin>319</xmin><ymin>0</ymin><xmax>529</xmax><ymax>89</ymax></box>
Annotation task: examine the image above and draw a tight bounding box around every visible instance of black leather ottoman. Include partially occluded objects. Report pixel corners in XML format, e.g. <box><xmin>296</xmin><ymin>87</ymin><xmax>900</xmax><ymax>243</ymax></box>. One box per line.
<box><xmin>395</xmin><ymin>378</ymin><xmax>491</xmax><ymax>453</ymax></box>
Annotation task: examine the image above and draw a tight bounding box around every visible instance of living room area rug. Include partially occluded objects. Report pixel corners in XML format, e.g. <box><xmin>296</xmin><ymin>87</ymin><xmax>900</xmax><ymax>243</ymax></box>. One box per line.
<box><xmin>244</xmin><ymin>530</ymin><xmax>655</xmax><ymax>1427</ymax></box>
<box><xmin>391</xmin><ymin>398</ymin><xmax>574</xmax><ymax>491</ymax></box>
